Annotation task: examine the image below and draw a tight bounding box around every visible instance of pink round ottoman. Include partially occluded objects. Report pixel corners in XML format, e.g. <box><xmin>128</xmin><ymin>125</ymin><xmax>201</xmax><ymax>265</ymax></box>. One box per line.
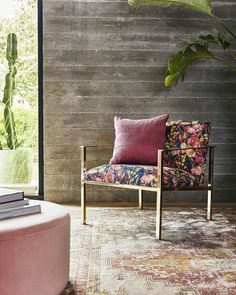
<box><xmin>0</xmin><ymin>200</ymin><xmax>70</xmax><ymax>295</ymax></box>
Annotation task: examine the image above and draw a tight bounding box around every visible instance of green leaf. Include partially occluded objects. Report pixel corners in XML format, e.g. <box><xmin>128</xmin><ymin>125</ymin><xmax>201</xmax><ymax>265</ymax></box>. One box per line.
<box><xmin>165</xmin><ymin>73</ymin><xmax>179</xmax><ymax>87</ymax></box>
<box><xmin>128</xmin><ymin>0</ymin><xmax>212</xmax><ymax>16</ymax></box>
<box><xmin>213</xmin><ymin>28</ymin><xmax>231</xmax><ymax>50</ymax></box>
<box><xmin>165</xmin><ymin>35</ymin><xmax>216</xmax><ymax>86</ymax></box>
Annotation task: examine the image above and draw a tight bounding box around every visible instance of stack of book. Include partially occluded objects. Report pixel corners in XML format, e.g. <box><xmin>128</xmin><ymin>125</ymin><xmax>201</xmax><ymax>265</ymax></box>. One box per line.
<box><xmin>0</xmin><ymin>188</ymin><xmax>41</xmax><ymax>220</ymax></box>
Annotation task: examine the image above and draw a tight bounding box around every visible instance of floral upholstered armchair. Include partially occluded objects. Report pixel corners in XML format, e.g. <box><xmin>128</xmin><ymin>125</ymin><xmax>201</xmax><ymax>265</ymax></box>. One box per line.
<box><xmin>80</xmin><ymin>120</ymin><xmax>214</xmax><ymax>240</ymax></box>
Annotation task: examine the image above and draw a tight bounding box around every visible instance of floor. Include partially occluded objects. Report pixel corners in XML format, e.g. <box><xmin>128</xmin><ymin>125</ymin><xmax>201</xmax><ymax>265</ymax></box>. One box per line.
<box><xmin>64</xmin><ymin>204</ymin><xmax>236</xmax><ymax>295</ymax></box>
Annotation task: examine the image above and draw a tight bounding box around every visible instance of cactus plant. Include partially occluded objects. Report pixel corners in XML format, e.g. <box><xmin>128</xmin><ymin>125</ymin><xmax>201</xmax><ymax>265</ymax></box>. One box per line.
<box><xmin>1</xmin><ymin>33</ymin><xmax>19</xmax><ymax>149</ymax></box>
<box><xmin>0</xmin><ymin>33</ymin><xmax>34</xmax><ymax>186</ymax></box>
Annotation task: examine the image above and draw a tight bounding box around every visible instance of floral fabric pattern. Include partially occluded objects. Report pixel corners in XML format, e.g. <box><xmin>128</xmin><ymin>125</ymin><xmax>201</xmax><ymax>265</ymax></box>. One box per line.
<box><xmin>84</xmin><ymin>164</ymin><xmax>200</xmax><ymax>189</ymax></box>
<box><xmin>164</xmin><ymin>121</ymin><xmax>211</xmax><ymax>185</ymax></box>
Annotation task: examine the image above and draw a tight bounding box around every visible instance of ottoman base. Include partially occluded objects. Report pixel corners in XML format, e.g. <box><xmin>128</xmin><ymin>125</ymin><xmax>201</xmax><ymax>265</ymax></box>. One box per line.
<box><xmin>0</xmin><ymin>200</ymin><xmax>70</xmax><ymax>295</ymax></box>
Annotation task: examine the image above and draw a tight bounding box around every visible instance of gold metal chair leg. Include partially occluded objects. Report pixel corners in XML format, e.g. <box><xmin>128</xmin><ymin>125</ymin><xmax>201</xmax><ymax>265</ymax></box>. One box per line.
<box><xmin>81</xmin><ymin>182</ymin><xmax>86</xmax><ymax>224</ymax></box>
<box><xmin>139</xmin><ymin>190</ymin><xmax>143</xmax><ymax>209</ymax></box>
<box><xmin>156</xmin><ymin>187</ymin><xmax>162</xmax><ymax>240</ymax></box>
<box><xmin>207</xmin><ymin>189</ymin><xmax>212</xmax><ymax>220</ymax></box>
<box><xmin>207</xmin><ymin>146</ymin><xmax>214</xmax><ymax>221</ymax></box>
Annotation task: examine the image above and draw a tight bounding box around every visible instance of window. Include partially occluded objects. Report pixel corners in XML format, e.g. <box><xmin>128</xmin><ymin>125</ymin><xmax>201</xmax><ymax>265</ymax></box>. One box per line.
<box><xmin>0</xmin><ymin>0</ymin><xmax>41</xmax><ymax>196</ymax></box>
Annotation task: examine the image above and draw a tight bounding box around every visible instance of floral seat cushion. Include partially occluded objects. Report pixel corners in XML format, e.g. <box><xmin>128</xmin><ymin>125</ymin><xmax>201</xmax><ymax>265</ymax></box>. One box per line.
<box><xmin>84</xmin><ymin>164</ymin><xmax>200</xmax><ymax>190</ymax></box>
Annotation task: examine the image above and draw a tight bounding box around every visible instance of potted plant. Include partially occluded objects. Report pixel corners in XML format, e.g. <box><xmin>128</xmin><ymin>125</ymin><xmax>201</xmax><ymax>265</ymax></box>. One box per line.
<box><xmin>0</xmin><ymin>33</ymin><xmax>33</xmax><ymax>185</ymax></box>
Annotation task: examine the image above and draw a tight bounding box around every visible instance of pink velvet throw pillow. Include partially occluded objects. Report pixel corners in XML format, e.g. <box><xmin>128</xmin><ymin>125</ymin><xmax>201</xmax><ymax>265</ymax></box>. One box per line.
<box><xmin>110</xmin><ymin>114</ymin><xmax>169</xmax><ymax>165</ymax></box>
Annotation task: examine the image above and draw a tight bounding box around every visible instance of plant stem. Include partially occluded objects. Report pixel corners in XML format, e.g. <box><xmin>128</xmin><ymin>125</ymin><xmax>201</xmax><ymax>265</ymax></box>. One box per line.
<box><xmin>210</xmin><ymin>14</ymin><xmax>236</xmax><ymax>40</ymax></box>
<box><xmin>225</xmin><ymin>49</ymin><xmax>236</xmax><ymax>63</ymax></box>
<box><xmin>213</xmin><ymin>56</ymin><xmax>236</xmax><ymax>70</ymax></box>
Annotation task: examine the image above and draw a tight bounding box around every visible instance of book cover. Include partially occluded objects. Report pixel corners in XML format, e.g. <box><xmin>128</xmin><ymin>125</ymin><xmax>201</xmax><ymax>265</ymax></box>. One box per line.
<box><xmin>0</xmin><ymin>203</ymin><xmax>41</xmax><ymax>220</ymax></box>
<box><xmin>0</xmin><ymin>199</ymin><xmax>29</xmax><ymax>211</ymax></box>
<box><xmin>0</xmin><ymin>188</ymin><xmax>24</xmax><ymax>204</ymax></box>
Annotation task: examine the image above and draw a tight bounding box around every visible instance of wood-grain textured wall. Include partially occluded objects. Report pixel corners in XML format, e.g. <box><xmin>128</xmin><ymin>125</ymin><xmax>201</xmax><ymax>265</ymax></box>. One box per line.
<box><xmin>43</xmin><ymin>0</ymin><xmax>236</xmax><ymax>203</ymax></box>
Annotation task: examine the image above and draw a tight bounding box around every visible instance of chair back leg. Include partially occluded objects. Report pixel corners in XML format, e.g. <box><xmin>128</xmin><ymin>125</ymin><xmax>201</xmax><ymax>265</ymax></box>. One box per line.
<box><xmin>207</xmin><ymin>146</ymin><xmax>214</xmax><ymax>220</ymax></box>
<box><xmin>207</xmin><ymin>188</ymin><xmax>212</xmax><ymax>220</ymax></box>
<box><xmin>139</xmin><ymin>190</ymin><xmax>143</xmax><ymax>209</ymax></box>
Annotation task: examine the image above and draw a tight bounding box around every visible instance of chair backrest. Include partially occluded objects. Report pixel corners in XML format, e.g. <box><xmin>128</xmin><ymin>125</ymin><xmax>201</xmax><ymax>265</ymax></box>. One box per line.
<box><xmin>164</xmin><ymin>121</ymin><xmax>211</xmax><ymax>185</ymax></box>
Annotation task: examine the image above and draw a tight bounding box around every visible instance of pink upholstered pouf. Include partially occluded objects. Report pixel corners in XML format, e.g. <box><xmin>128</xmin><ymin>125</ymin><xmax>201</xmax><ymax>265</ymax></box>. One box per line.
<box><xmin>0</xmin><ymin>200</ymin><xmax>70</xmax><ymax>295</ymax></box>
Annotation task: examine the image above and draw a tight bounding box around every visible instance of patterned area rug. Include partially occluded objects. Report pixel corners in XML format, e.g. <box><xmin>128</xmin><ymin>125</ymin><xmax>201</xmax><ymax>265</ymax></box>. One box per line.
<box><xmin>66</xmin><ymin>206</ymin><xmax>236</xmax><ymax>295</ymax></box>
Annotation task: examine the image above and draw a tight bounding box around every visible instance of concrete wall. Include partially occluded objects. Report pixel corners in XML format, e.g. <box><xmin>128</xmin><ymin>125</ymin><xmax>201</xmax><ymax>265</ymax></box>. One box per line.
<box><xmin>43</xmin><ymin>0</ymin><xmax>236</xmax><ymax>203</ymax></box>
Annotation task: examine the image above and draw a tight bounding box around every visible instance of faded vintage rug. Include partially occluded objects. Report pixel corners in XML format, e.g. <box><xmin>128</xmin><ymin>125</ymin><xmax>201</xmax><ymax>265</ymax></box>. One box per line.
<box><xmin>66</xmin><ymin>206</ymin><xmax>236</xmax><ymax>295</ymax></box>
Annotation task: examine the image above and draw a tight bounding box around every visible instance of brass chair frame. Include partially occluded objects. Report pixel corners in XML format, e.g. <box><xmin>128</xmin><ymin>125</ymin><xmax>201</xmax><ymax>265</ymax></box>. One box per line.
<box><xmin>80</xmin><ymin>145</ymin><xmax>215</xmax><ymax>240</ymax></box>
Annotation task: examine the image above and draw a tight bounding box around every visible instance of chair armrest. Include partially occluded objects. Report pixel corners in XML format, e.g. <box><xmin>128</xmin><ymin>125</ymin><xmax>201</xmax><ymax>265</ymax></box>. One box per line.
<box><xmin>162</xmin><ymin>145</ymin><xmax>215</xmax><ymax>152</ymax></box>
<box><xmin>80</xmin><ymin>145</ymin><xmax>113</xmax><ymax>149</ymax></box>
<box><xmin>80</xmin><ymin>145</ymin><xmax>114</xmax><ymax>175</ymax></box>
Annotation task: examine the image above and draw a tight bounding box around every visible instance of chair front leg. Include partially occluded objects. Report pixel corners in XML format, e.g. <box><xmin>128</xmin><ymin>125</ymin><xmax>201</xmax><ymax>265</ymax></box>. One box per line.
<box><xmin>156</xmin><ymin>187</ymin><xmax>163</xmax><ymax>240</ymax></box>
<box><xmin>81</xmin><ymin>146</ymin><xmax>87</xmax><ymax>224</ymax></box>
<box><xmin>81</xmin><ymin>182</ymin><xmax>86</xmax><ymax>224</ymax></box>
<box><xmin>156</xmin><ymin>149</ymin><xmax>164</xmax><ymax>240</ymax></box>
<box><xmin>139</xmin><ymin>190</ymin><xmax>143</xmax><ymax>209</ymax></box>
